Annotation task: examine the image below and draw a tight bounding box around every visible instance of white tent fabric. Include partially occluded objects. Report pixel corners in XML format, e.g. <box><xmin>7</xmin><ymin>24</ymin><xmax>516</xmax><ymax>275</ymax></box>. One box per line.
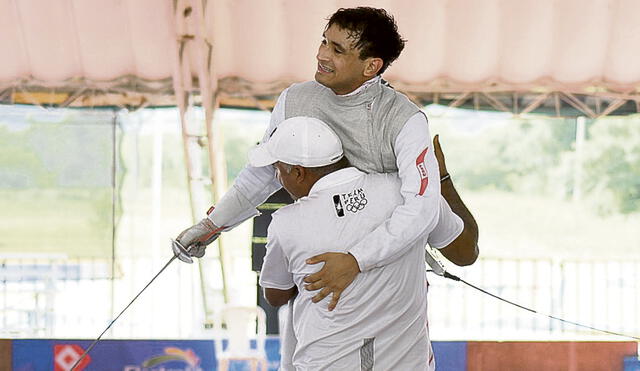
<box><xmin>0</xmin><ymin>0</ymin><xmax>174</xmax><ymax>82</ymax></box>
<box><xmin>1</xmin><ymin>0</ymin><xmax>639</xmax><ymax>103</ymax></box>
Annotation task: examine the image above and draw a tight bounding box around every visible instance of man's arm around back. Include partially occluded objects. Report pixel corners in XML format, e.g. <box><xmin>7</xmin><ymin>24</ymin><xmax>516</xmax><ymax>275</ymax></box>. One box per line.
<box><xmin>433</xmin><ymin>135</ymin><xmax>479</xmax><ymax>266</ymax></box>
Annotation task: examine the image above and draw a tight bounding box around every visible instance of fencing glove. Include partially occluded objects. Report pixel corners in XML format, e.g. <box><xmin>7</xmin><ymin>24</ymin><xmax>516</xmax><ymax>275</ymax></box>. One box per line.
<box><xmin>175</xmin><ymin>217</ymin><xmax>221</xmax><ymax>258</ymax></box>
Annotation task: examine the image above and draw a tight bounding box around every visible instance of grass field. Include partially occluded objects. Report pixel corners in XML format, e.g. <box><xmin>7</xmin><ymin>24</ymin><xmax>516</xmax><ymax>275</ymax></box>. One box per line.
<box><xmin>466</xmin><ymin>190</ymin><xmax>640</xmax><ymax>260</ymax></box>
<box><xmin>0</xmin><ymin>188</ymin><xmax>113</xmax><ymax>258</ymax></box>
<box><xmin>2</xmin><ymin>187</ymin><xmax>638</xmax><ymax>261</ymax></box>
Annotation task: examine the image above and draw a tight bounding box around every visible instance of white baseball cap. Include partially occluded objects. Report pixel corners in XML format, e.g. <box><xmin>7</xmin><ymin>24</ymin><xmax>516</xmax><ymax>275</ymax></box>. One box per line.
<box><xmin>248</xmin><ymin>116</ymin><xmax>344</xmax><ymax>167</ymax></box>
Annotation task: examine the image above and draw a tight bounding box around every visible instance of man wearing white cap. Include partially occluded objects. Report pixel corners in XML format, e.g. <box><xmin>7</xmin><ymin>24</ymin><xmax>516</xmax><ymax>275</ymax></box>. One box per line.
<box><xmin>255</xmin><ymin>116</ymin><xmax>434</xmax><ymax>370</ymax></box>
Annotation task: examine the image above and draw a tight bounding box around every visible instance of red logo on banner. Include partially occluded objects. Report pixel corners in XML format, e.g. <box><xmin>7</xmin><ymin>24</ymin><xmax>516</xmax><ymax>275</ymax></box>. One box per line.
<box><xmin>54</xmin><ymin>344</ymin><xmax>91</xmax><ymax>371</ymax></box>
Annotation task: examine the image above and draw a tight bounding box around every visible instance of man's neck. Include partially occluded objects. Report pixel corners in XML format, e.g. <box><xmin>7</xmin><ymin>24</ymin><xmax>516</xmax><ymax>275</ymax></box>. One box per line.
<box><xmin>337</xmin><ymin>76</ymin><xmax>380</xmax><ymax>97</ymax></box>
<box><xmin>302</xmin><ymin>163</ymin><xmax>350</xmax><ymax>197</ymax></box>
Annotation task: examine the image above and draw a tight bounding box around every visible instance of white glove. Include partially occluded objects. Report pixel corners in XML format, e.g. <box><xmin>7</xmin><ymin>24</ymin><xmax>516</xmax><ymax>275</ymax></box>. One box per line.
<box><xmin>176</xmin><ymin>218</ymin><xmax>221</xmax><ymax>258</ymax></box>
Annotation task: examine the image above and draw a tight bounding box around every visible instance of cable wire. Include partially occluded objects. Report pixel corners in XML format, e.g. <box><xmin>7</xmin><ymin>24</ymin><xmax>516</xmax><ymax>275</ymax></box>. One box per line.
<box><xmin>428</xmin><ymin>269</ymin><xmax>640</xmax><ymax>341</ymax></box>
<box><xmin>70</xmin><ymin>253</ymin><xmax>180</xmax><ymax>370</ymax></box>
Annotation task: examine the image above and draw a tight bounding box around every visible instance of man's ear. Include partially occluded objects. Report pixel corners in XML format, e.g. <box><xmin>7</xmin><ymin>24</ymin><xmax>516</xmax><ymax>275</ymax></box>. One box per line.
<box><xmin>292</xmin><ymin>166</ymin><xmax>306</xmax><ymax>183</ymax></box>
<box><xmin>364</xmin><ymin>57</ymin><xmax>383</xmax><ymax>77</ymax></box>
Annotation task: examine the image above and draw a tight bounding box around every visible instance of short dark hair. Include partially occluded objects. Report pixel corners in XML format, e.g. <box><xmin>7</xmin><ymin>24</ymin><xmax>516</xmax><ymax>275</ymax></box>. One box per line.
<box><xmin>327</xmin><ymin>7</ymin><xmax>406</xmax><ymax>74</ymax></box>
<box><xmin>280</xmin><ymin>156</ymin><xmax>350</xmax><ymax>178</ymax></box>
<box><xmin>306</xmin><ymin>156</ymin><xmax>350</xmax><ymax>178</ymax></box>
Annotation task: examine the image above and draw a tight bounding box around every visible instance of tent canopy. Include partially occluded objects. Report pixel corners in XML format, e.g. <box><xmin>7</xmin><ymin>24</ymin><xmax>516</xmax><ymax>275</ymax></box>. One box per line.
<box><xmin>1</xmin><ymin>0</ymin><xmax>639</xmax><ymax>116</ymax></box>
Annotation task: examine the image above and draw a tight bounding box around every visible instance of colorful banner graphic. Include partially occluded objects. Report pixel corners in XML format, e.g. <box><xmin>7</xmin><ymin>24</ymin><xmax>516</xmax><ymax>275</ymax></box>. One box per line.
<box><xmin>12</xmin><ymin>338</ymin><xmax>282</xmax><ymax>371</ymax></box>
<box><xmin>13</xmin><ymin>339</ymin><xmax>216</xmax><ymax>371</ymax></box>
<box><xmin>10</xmin><ymin>339</ymin><xmax>636</xmax><ymax>370</ymax></box>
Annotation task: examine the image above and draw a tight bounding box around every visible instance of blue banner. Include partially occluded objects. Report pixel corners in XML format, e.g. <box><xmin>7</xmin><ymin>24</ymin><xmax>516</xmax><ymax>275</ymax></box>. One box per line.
<box><xmin>14</xmin><ymin>339</ymin><xmax>215</xmax><ymax>371</ymax></box>
<box><xmin>432</xmin><ymin>341</ymin><xmax>467</xmax><ymax>371</ymax></box>
<box><xmin>12</xmin><ymin>338</ymin><xmax>282</xmax><ymax>371</ymax></box>
<box><xmin>12</xmin><ymin>338</ymin><xmax>464</xmax><ymax>371</ymax></box>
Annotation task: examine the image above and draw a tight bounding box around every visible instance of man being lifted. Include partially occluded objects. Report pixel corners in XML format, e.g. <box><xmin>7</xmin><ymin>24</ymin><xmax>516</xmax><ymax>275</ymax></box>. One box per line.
<box><xmin>176</xmin><ymin>6</ymin><xmax>478</xmax><ymax>309</ymax></box>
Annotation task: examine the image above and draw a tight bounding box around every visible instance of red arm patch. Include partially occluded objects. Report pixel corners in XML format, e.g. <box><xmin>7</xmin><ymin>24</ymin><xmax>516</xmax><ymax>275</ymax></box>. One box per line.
<box><xmin>415</xmin><ymin>146</ymin><xmax>429</xmax><ymax>196</ymax></box>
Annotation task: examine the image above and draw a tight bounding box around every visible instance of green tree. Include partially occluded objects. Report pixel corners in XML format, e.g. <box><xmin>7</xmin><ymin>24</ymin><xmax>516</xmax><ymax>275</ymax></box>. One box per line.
<box><xmin>439</xmin><ymin>116</ymin><xmax>576</xmax><ymax>194</ymax></box>
<box><xmin>582</xmin><ymin>115</ymin><xmax>640</xmax><ymax>214</ymax></box>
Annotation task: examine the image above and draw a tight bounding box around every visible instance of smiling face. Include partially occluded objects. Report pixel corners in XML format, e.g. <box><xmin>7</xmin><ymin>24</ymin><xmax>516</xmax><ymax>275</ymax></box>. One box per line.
<box><xmin>314</xmin><ymin>24</ymin><xmax>382</xmax><ymax>95</ymax></box>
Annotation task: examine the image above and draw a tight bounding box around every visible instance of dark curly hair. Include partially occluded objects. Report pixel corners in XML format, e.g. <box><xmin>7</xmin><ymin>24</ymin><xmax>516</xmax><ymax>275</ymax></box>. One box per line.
<box><xmin>326</xmin><ymin>7</ymin><xmax>406</xmax><ymax>75</ymax></box>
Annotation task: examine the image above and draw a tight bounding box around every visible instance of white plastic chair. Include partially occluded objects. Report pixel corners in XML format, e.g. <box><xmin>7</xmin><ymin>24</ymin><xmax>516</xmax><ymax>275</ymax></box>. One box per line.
<box><xmin>214</xmin><ymin>305</ymin><xmax>268</xmax><ymax>371</ymax></box>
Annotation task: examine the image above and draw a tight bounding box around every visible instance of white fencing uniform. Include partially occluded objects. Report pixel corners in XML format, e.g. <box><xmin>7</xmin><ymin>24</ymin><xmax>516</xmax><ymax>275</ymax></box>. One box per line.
<box><xmin>260</xmin><ymin>168</ymin><xmax>435</xmax><ymax>370</ymax></box>
<box><xmin>210</xmin><ymin>77</ymin><xmax>463</xmax><ymax>256</ymax></box>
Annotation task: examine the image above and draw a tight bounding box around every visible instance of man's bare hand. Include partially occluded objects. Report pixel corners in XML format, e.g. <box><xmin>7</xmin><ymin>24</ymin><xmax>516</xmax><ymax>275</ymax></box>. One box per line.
<box><xmin>433</xmin><ymin>134</ymin><xmax>448</xmax><ymax>178</ymax></box>
<box><xmin>303</xmin><ymin>252</ymin><xmax>360</xmax><ymax>311</ymax></box>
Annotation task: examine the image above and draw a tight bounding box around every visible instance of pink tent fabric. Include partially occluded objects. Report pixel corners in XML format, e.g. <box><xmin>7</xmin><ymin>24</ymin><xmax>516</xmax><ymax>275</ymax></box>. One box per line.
<box><xmin>1</xmin><ymin>0</ymin><xmax>639</xmax><ymax>99</ymax></box>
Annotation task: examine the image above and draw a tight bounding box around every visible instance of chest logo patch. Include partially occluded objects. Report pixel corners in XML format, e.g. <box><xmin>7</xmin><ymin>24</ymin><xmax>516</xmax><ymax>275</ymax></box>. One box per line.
<box><xmin>333</xmin><ymin>188</ymin><xmax>368</xmax><ymax>217</ymax></box>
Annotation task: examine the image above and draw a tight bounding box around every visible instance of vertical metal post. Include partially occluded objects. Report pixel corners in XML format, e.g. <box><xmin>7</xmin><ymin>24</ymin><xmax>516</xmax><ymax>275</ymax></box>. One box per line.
<box><xmin>109</xmin><ymin>111</ymin><xmax>118</xmax><ymax>336</ymax></box>
<box><xmin>550</xmin><ymin>259</ymin><xmax>562</xmax><ymax>334</ymax></box>
<box><xmin>150</xmin><ymin>112</ymin><xmax>164</xmax><ymax>330</ymax></box>
<box><xmin>573</xmin><ymin>117</ymin><xmax>586</xmax><ymax>202</ymax></box>
<box><xmin>169</xmin><ymin>0</ymin><xmax>228</xmax><ymax>323</ymax></box>
<box><xmin>192</xmin><ymin>0</ymin><xmax>230</xmax><ymax>306</ymax></box>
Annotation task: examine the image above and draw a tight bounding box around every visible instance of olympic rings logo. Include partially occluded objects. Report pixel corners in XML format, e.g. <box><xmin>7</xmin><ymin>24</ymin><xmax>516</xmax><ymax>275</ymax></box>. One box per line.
<box><xmin>340</xmin><ymin>188</ymin><xmax>368</xmax><ymax>214</ymax></box>
<box><xmin>345</xmin><ymin>197</ymin><xmax>367</xmax><ymax>212</ymax></box>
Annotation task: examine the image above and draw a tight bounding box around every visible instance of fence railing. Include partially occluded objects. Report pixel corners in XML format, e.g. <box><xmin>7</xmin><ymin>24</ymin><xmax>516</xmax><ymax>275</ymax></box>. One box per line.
<box><xmin>2</xmin><ymin>256</ymin><xmax>638</xmax><ymax>340</ymax></box>
<box><xmin>428</xmin><ymin>257</ymin><xmax>640</xmax><ymax>340</ymax></box>
<box><xmin>0</xmin><ymin>255</ymin><xmax>200</xmax><ymax>339</ymax></box>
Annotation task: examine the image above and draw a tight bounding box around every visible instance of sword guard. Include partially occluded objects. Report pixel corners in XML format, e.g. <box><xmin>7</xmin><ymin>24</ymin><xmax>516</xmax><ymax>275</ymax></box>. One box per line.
<box><xmin>171</xmin><ymin>239</ymin><xmax>194</xmax><ymax>264</ymax></box>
